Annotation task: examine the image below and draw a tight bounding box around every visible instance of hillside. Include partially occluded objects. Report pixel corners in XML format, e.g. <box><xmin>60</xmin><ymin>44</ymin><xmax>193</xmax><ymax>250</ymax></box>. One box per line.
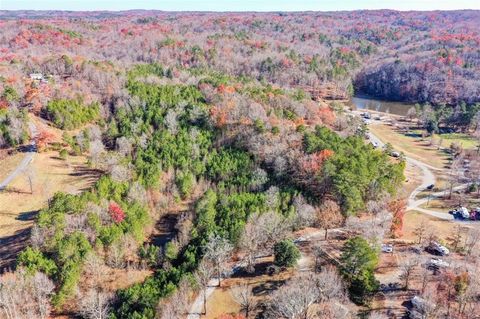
<box><xmin>0</xmin><ymin>10</ymin><xmax>479</xmax><ymax>319</ymax></box>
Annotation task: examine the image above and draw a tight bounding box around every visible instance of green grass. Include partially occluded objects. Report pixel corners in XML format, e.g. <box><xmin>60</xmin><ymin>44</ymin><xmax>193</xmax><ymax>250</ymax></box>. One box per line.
<box><xmin>437</xmin><ymin>133</ymin><xmax>477</xmax><ymax>150</ymax></box>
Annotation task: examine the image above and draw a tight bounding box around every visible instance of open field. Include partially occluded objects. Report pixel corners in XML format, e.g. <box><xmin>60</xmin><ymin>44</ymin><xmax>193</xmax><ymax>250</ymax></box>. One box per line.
<box><xmin>198</xmin><ymin>257</ymin><xmax>294</xmax><ymax>319</ymax></box>
<box><xmin>0</xmin><ymin>151</ymin><xmax>25</xmax><ymax>182</ymax></box>
<box><xmin>403</xmin><ymin>211</ymin><xmax>459</xmax><ymax>243</ymax></box>
<box><xmin>369</xmin><ymin>123</ymin><xmax>451</xmax><ymax>170</ymax></box>
<box><xmin>402</xmin><ymin>161</ymin><xmax>423</xmax><ymax>198</ymax></box>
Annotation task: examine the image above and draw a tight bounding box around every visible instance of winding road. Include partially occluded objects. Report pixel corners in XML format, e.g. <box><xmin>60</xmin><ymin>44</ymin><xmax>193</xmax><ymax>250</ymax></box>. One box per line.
<box><xmin>185</xmin><ymin>116</ymin><xmax>470</xmax><ymax>318</ymax></box>
<box><xmin>368</xmin><ymin>126</ymin><xmax>466</xmax><ymax>221</ymax></box>
<box><xmin>0</xmin><ymin>120</ymin><xmax>37</xmax><ymax>191</ymax></box>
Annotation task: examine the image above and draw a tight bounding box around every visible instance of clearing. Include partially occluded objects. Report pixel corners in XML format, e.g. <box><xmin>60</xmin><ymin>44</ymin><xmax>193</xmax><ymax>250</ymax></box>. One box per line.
<box><xmin>369</xmin><ymin>123</ymin><xmax>450</xmax><ymax>170</ymax></box>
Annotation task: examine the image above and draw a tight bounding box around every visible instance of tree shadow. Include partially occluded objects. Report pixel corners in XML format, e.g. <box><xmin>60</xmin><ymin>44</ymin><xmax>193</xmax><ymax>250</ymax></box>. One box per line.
<box><xmin>0</xmin><ymin>227</ymin><xmax>31</xmax><ymax>273</ymax></box>
<box><xmin>252</xmin><ymin>279</ymin><xmax>286</xmax><ymax>296</ymax></box>
<box><xmin>17</xmin><ymin>144</ymin><xmax>36</xmax><ymax>153</ymax></box>
<box><xmin>1</xmin><ymin>187</ymin><xmax>32</xmax><ymax>194</ymax></box>
<box><xmin>69</xmin><ymin>166</ymin><xmax>103</xmax><ymax>178</ymax></box>
<box><xmin>16</xmin><ymin>210</ymin><xmax>39</xmax><ymax>221</ymax></box>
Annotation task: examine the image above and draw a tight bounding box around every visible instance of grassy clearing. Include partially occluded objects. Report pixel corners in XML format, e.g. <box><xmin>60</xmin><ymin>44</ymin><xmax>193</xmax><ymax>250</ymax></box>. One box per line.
<box><xmin>401</xmin><ymin>162</ymin><xmax>423</xmax><ymax>198</ymax></box>
<box><xmin>436</xmin><ymin>133</ymin><xmax>477</xmax><ymax>150</ymax></box>
<box><xmin>420</xmin><ymin>195</ymin><xmax>480</xmax><ymax>211</ymax></box>
<box><xmin>0</xmin><ymin>151</ymin><xmax>97</xmax><ymax>237</ymax></box>
<box><xmin>0</xmin><ymin>151</ymin><xmax>25</xmax><ymax>182</ymax></box>
<box><xmin>402</xmin><ymin>211</ymin><xmax>458</xmax><ymax>243</ymax></box>
<box><xmin>369</xmin><ymin>124</ymin><xmax>450</xmax><ymax>169</ymax></box>
<box><xmin>203</xmin><ymin>264</ymin><xmax>293</xmax><ymax>319</ymax></box>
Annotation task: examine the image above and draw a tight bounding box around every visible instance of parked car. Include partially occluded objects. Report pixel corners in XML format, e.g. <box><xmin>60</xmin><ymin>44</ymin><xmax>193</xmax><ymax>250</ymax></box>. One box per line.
<box><xmin>449</xmin><ymin>207</ymin><xmax>470</xmax><ymax>219</ymax></box>
<box><xmin>362</xmin><ymin>112</ymin><xmax>371</xmax><ymax>119</ymax></box>
<box><xmin>409</xmin><ymin>295</ymin><xmax>435</xmax><ymax>319</ymax></box>
<box><xmin>381</xmin><ymin>243</ymin><xmax>393</xmax><ymax>253</ymax></box>
<box><xmin>471</xmin><ymin>207</ymin><xmax>480</xmax><ymax>220</ymax></box>
<box><xmin>426</xmin><ymin>242</ymin><xmax>449</xmax><ymax>256</ymax></box>
<box><xmin>409</xmin><ymin>296</ymin><xmax>426</xmax><ymax>318</ymax></box>
<box><xmin>390</xmin><ymin>151</ymin><xmax>400</xmax><ymax>158</ymax></box>
<box><xmin>427</xmin><ymin>258</ymin><xmax>449</xmax><ymax>270</ymax></box>
<box><xmin>426</xmin><ymin>184</ymin><xmax>434</xmax><ymax>190</ymax></box>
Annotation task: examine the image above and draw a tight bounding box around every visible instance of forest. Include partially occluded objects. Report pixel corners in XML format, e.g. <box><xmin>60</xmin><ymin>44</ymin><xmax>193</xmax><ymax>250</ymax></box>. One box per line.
<box><xmin>0</xmin><ymin>9</ymin><xmax>479</xmax><ymax>319</ymax></box>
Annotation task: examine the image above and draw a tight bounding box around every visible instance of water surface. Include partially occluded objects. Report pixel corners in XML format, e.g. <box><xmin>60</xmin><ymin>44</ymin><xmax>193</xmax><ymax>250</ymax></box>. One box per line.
<box><xmin>349</xmin><ymin>96</ymin><xmax>414</xmax><ymax>116</ymax></box>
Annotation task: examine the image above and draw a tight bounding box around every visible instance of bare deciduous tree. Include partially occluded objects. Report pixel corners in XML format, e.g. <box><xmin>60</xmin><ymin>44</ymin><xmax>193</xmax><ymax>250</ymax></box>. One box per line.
<box><xmin>316</xmin><ymin>300</ymin><xmax>351</xmax><ymax>319</ymax></box>
<box><xmin>0</xmin><ymin>270</ymin><xmax>54</xmax><ymax>319</ymax></box>
<box><xmin>83</xmin><ymin>252</ymin><xmax>107</xmax><ymax>287</ymax></box>
<box><xmin>23</xmin><ymin>166</ymin><xmax>35</xmax><ymax>194</ymax></box>
<box><xmin>239</xmin><ymin>211</ymin><xmax>290</xmax><ymax>273</ymax></box>
<box><xmin>293</xmin><ymin>194</ymin><xmax>316</xmax><ymax>228</ymax></box>
<box><xmin>204</xmin><ymin>234</ymin><xmax>233</xmax><ymax>287</ymax></box>
<box><xmin>195</xmin><ymin>260</ymin><xmax>214</xmax><ymax>315</ymax></box>
<box><xmin>464</xmin><ymin>228</ymin><xmax>480</xmax><ymax>256</ymax></box>
<box><xmin>399</xmin><ymin>254</ymin><xmax>419</xmax><ymax>290</ymax></box>
<box><xmin>413</xmin><ymin>220</ymin><xmax>428</xmax><ymax>245</ymax></box>
<box><xmin>230</xmin><ymin>283</ymin><xmax>256</xmax><ymax>318</ymax></box>
<box><xmin>315</xmin><ymin>266</ymin><xmax>346</xmax><ymax>302</ymax></box>
<box><xmin>78</xmin><ymin>288</ymin><xmax>111</xmax><ymax>319</ymax></box>
<box><xmin>158</xmin><ymin>278</ymin><xmax>191</xmax><ymax>319</ymax></box>
<box><xmin>267</xmin><ymin>272</ymin><xmax>318</xmax><ymax>319</ymax></box>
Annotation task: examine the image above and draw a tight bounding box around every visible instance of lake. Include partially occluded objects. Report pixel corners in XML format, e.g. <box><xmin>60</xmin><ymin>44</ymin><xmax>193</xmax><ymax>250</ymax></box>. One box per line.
<box><xmin>349</xmin><ymin>95</ymin><xmax>414</xmax><ymax>116</ymax></box>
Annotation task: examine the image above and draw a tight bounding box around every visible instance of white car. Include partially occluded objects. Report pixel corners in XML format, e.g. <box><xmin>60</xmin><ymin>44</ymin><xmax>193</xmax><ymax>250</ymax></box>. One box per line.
<box><xmin>426</xmin><ymin>242</ymin><xmax>450</xmax><ymax>256</ymax></box>
<box><xmin>427</xmin><ymin>258</ymin><xmax>449</xmax><ymax>269</ymax></box>
<box><xmin>411</xmin><ymin>296</ymin><xmax>425</xmax><ymax>310</ymax></box>
<box><xmin>409</xmin><ymin>296</ymin><xmax>426</xmax><ymax>319</ymax></box>
<box><xmin>381</xmin><ymin>244</ymin><xmax>393</xmax><ymax>253</ymax></box>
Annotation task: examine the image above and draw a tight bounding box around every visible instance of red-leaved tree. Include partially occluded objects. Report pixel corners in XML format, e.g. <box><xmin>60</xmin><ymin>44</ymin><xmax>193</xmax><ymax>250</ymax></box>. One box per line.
<box><xmin>109</xmin><ymin>202</ymin><xmax>125</xmax><ymax>223</ymax></box>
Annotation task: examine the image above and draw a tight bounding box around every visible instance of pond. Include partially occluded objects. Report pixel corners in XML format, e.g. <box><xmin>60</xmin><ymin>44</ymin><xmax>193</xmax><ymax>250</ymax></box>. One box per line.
<box><xmin>349</xmin><ymin>95</ymin><xmax>415</xmax><ymax>116</ymax></box>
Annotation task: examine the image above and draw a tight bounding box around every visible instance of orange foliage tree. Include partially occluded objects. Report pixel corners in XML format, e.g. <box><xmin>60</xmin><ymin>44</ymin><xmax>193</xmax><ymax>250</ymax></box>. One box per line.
<box><xmin>300</xmin><ymin>149</ymin><xmax>334</xmax><ymax>175</ymax></box>
<box><xmin>389</xmin><ymin>199</ymin><xmax>406</xmax><ymax>238</ymax></box>
<box><xmin>34</xmin><ymin>129</ymin><xmax>55</xmax><ymax>152</ymax></box>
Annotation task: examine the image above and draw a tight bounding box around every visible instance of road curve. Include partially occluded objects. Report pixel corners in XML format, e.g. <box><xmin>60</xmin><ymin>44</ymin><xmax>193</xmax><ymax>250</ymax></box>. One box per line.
<box><xmin>0</xmin><ymin>120</ymin><xmax>37</xmax><ymax>191</ymax></box>
<box><xmin>368</xmin><ymin>130</ymin><xmax>456</xmax><ymax>221</ymax></box>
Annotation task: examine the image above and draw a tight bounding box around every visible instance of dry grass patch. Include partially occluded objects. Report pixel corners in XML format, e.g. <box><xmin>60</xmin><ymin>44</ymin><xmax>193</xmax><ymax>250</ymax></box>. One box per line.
<box><xmin>369</xmin><ymin>124</ymin><xmax>449</xmax><ymax>169</ymax></box>
<box><xmin>0</xmin><ymin>151</ymin><xmax>25</xmax><ymax>182</ymax></box>
<box><xmin>402</xmin><ymin>211</ymin><xmax>457</xmax><ymax>243</ymax></box>
<box><xmin>203</xmin><ymin>268</ymin><xmax>294</xmax><ymax>319</ymax></box>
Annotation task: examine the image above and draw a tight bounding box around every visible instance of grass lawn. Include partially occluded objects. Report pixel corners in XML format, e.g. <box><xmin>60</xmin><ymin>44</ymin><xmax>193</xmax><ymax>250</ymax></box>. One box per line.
<box><xmin>419</xmin><ymin>194</ymin><xmax>480</xmax><ymax>212</ymax></box>
<box><xmin>402</xmin><ymin>211</ymin><xmax>457</xmax><ymax>243</ymax></box>
<box><xmin>437</xmin><ymin>133</ymin><xmax>478</xmax><ymax>150</ymax></box>
<box><xmin>369</xmin><ymin>124</ymin><xmax>450</xmax><ymax>170</ymax></box>
<box><xmin>0</xmin><ymin>151</ymin><xmax>26</xmax><ymax>182</ymax></box>
<box><xmin>0</xmin><ymin>152</ymin><xmax>96</xmax><ymax>237</ymax></box>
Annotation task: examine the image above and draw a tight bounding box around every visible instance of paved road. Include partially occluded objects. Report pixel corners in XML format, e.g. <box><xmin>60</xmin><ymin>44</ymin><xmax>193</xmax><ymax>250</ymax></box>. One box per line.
<box><xmin>368</xmin><ymin>126</ymin><xmax>464</xmax><ymax>221</ymax></box>
<box><xmin>0</xmin><ymin>120</ymin><xmax>37</xmax><ymax>191</ymax></box>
